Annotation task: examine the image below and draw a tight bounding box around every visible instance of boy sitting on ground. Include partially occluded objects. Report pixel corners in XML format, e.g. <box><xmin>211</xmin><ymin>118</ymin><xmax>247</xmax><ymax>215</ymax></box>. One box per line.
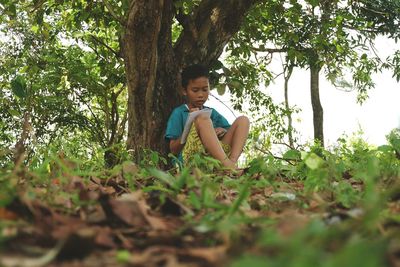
<box><xmin>165</xmin><ymin>64</ymin><xmax>250</xmax><ymax>170</ymax></box>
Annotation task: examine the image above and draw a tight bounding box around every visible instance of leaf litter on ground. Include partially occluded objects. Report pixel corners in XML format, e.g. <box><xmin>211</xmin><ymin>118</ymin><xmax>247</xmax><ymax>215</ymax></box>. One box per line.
<box><xmin>0</xmin><ymin>152</ymin><xmax>399</xmax><ymax>267</ymax></box>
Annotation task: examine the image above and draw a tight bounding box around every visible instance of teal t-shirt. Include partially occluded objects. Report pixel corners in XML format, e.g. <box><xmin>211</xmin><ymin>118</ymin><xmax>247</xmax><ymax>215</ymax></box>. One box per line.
<box><xmin>165</xmin><ymin>104</ymin><xmax>231</xmax><ymax>163</ymax></box>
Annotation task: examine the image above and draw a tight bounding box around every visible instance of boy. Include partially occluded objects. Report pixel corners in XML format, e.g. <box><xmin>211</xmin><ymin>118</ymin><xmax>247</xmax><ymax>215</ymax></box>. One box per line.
<box><xmin>165</xmin><ymin>64</ymin><xmax>250</xmax><ymax>169</ymax></box>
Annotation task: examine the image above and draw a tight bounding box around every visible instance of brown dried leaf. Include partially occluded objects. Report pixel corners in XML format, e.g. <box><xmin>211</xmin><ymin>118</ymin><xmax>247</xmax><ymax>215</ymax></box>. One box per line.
<box><xmin>115</xmin><ymin>231</ymin><xmax>134</xmax><ymax>249</ymax></box>
<box><xmin>389</xmin><ymin>239</ymin><xmax>400</xmax><ymax>267</ymax></box>
<box><xmin>109</xmin><ymin>192</ymin><xmax>168</xmax><ymax>230</ymax></box>
<box><xmin>264</xmin><ymin>186</ymin><xmax>275</xmax><ymax>196</ymax></box>
<box><xmin>94</xmin><ymin>227</ymin><xmax>117</xmax><ymax>248</ymax></box>
<box><xmin>276</xmin><ymin>210</ymin><xmax>310</xmax><ymax>237</ymax></box>
<box><xmin>53</xmin><ymin>194</ymin><xmax>73</xmax><ymax>209</ymax></box>
<box><xmin>0</xmin><ymin>239</ymin><xmax>65</xmax><ymax>267</ymax></box>
<box><xmin>109</xmin><ymin>194</ymin><xmax>148</xmax><ymax>227</ymax></box>
<box><xmin>134</xmin><ymin>197</ymin><xmax>168</xmax><ymax>231</ymax></box>
<box><xmin>1</xmin><ymin>226</ymin><xmax>18</xmax><ymax>239</ymax></box>
<box><xmin>127</xmin><ymin>246</ymin><xmax>187</xmax><ymax>267</ymax></box>
<box><xmin>122</xmin><ymin>161</ymin><xmax>139</xmax><ymax>177</ymax></box>
<box><xmin>0</xmin><ymin>207</ymin><xmax>19</xmax><ymax>220</ymax></box>
<box><xmin>85</xmin><ymin>204</ymin><xmax>107</xmax><ymax>223</ymax></box>
<box><xmin>101</xmin><ymin>186</ymin><xmax>116</xmax><ymax>195</ymax></box>
<box><xmin>184</xmin><ymin>245</ymin><xmax>227</xmax><ymax>263</ymax></box>
<box><xmin>51</xmin><ymin>215</ymin><xmax>87</xmax><ymax>239</ymax></box>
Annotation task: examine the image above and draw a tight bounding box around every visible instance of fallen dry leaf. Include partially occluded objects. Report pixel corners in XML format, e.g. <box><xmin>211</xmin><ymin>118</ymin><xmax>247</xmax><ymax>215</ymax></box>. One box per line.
<box><xmin>0</xmin><ymin>207</ymin><xmax>19</xmax><ymax>220</ymax></box>
<box><xmin>109</xmin><ymin>194</ymin><xmax>149</xmax><ymax>227</ymax></box>
<box><xmin>127</xmin><ymin>246</ymin><xmax>192</xmax><ymax>267</ymax></box>
<box><xmin>184</xmin><ymin>245</ymin><xmax>228</xmax><ymax>263</ymax></box>
<box><xmin>115</xmin><ymin>230</ymin><xmax>134</xmax><ymax>249</ymax></box>
<box><xmin>122</xmin><ymin>161</ymin><xmax>139</xmax><ymax>177</ymax></box>
<box><xmin>109</xmin><ymin>192</ymin><xmax>168</xmax><ymax>230</ymax></box>
<box><xmin>84</xmin><ymin>204</ymin><xmax>107</xmax><ymax>223</ymax></box>
<box><xmin>388</xmin><ymin>239</ymin><xmax>400</xmax><ymax>267</ymax></box>
<box><xmin>101</xmin><ymin>186</ymin><xmax>117</xmax><ymax>195</ymax></box>
<box><xmin>50</xmin><ymin>214</ymin><xmax>88</xmax><ymax>239</ymax></box>
<box><xmin>0</xmin><ymin>239</ymin><xmax>65</xmax><ymax>267</ymax></box>
<box><xmin>94</xmin><ymin>227</ymin><xmax>117</xmax><ymax>248</ymax></box>
<box><xmin>275</xmin><ymin>210</ymin><xmax>310</xmax><ymax>237</ymax></box>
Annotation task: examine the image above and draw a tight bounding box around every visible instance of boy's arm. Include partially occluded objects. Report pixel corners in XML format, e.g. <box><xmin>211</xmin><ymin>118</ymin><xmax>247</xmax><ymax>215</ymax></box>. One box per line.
<box><xmin>169</xmin><ymin>107</ymin><xmax>200</xmax><ymax>154</ymax></box>
<box><xmin>168</xmin><ymin>107</ymin><xmax>202</xmax><ymax>155</ymax></box>
<box><xmin>169</xmin><ymin>138</ymin><xmax>185</xmax><ymax>155</ymax></box>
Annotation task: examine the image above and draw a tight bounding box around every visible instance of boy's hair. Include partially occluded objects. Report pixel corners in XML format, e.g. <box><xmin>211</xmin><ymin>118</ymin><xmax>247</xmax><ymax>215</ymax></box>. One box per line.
<box><xmin>181</xmin><ymin>64</ymin><xmax>209</xmax><ymax>89</ymax></box>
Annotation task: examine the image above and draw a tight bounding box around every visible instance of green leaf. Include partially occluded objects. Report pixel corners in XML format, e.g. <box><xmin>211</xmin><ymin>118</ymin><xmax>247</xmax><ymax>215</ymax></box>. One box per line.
<box><xmin>116</xmin><ymin>250</ymin><xmax>131</xmax><ymax>263</ymax></box>
<box><xmin>335</xmin><ymin>181</ymin><xmax>359</xmax><ymax>208</ymax></box>
<box><xmin>336</xmin><ymin>44</ymin><xmax>344</xmax><ymax>53</ymax></box>
<box><xmin>31</xmin><ymin>25</ymin><xmax>40</xmax><ymax>34</ymax></box>
<box><xmin>231</xmin><ymin>255</ymin><xmax>270</xmax><ymax>267</ymax></box>
<box><xmin>150</xmin><ymin>151</ymin><xmax>159</xmax><ymax>164</ymax></box>
<box><xmin>300</xmin><ymin>151</ymin><xmax>308</xmax><ymax>160</ymax></box>
<box><xmin>10</xmin><ymin>76</ymin><xmax>27</xmax><ymax>99</ymax></box>
<box><xmin>228</xmin><ymin>182</ymin><xmax>251</xmax><ymax>215</ymax></box>
<box><xmin>229</xmin><ymin>80</ymin><xmax>242</xmax><ymax>90</ymax></box>
<box><xmin>148</xmin><ymin>168</ymin><xmax>175</xmax><ymax>187</ymax></box>
<box><xmin>377</xmin><ymin>145</ymin><xmax>393</xmax><ymax>153</ymax></box>
<box><xmin>216</xmin><ymin>84</ymin><xmax>226</xmax><ymax>95</ymax></box>
<box><xmin>283</xmin><ymin>149</ymin><xmax>300</xmax><ymax>160</ymax></box>
<box><xmin>304</xmin><ymin>153</ymin><xmax>324</xmax><ymax>170</ymax></box>
<box><xmin>173</xmin><ymin>167</ymin><xmax>190</xmax><ymax>191</ymax></box>
<box><xmin>188</xmin><ymin>191</ymin><xmax>201</xmax><ymax>210</ymax></box>
<box><xmin>8</xmin><ymin>109</ymin><xmax>20</xmax><ymax>117</ymax></box>
<box><xmin>6</xmin><ymin>3</ymin><xmax>17</xmax><ymax>18</ymax></box>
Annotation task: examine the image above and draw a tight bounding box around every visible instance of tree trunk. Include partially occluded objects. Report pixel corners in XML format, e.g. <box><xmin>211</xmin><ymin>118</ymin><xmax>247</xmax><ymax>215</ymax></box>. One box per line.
<box><xmin>122</xmin><ymin>0</ymin><xmax>178</xmax><ymax>162</ymax></box>
<box><xmin>284</xmin><ymin>64</ymin><xmax>294</xmax><ymax>148</ymax></box>
<box><xmin>310</xmin><ymin>63</ymin><xmax>324</xmax><ymax>147</ymax></box>
<box><xmin>123</xmin><ymin>0</ymin><xmax>259</xmax><ymax>162</ymax></box>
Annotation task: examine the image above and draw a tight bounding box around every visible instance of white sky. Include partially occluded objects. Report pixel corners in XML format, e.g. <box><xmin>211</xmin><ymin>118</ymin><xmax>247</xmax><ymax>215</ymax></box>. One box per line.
<box><xmin>207</xmin><ymin>36</ymin><xmax>400</xmax><ymax>147</ymax></box>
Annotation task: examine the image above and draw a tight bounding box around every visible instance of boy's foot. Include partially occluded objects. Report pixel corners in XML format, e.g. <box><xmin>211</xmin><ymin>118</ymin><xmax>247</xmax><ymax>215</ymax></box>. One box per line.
<box><xmin>220</xmin><ymin>158</ymin><xmax>250</xmax><ymax>177</ymax></box>
<box><xmin>222</xmin><ymin>166</ymin><xmax>251</xmax><ymax>177</ymax></box>
<box><xmin>220</xmin><ymin>168</ymin><xmax>244</xmax><ymax>177</ymax></box>
<box><xmin>221</xmin><ymin>157</ymin><xmax>236</xmax><ymax>169</ymax></box>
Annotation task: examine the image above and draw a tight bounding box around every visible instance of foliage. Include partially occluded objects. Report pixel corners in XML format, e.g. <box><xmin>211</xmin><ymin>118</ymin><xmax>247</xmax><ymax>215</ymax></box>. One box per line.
<box><xmin>0</xmin><ymin>0</ymin><xmax>127</xmax><ymax>166</ymax></box>
<box><xmin>0</xmin><ymin>130</ymin><xmax>399</xmax><ymax>265</ymax></box>
<box><xmin>1</xmin><ymin>0</ymin><xmax>399</xmax><ymax>162</ymax></box>
<box><xmin>212</xmin><ymin>0</ymin><xmax>400</xmax><ymax>148</ymax></box>
<box><xmin>224</xmin><ymin>0</ymin><xmax>399</xmax><ymax>103</ymax></box>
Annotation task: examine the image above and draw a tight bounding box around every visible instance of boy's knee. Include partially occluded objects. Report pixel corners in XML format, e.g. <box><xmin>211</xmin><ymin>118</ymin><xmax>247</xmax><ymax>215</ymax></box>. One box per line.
<box><xmin>236</xmin><ymin>115</ymin><xmax>250</xmax><ymax>126</ymax></box>
<box><xmin>194</xmin><ymin>114</ymin><xmax>211</xmax><ymax>128</ymax></box>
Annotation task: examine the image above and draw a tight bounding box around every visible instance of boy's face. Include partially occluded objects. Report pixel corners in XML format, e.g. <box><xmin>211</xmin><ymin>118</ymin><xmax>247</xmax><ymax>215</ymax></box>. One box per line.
<box><xmin>183</xmin><ymin>76</ymin><xmax>210</xmax><ymax>109</ymax></box>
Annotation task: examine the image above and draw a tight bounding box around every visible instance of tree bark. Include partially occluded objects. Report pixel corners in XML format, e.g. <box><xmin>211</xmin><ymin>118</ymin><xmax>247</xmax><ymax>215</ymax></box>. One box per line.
<box><xmin>310</xmin><ymin>62</ymin><xmax>324</xmax><ymax>147</ymax></box>
<box><xmin>284</xmin><ymin>64</ymin><xmax>294</xmax><ymax>148</ymax></box>
<box><xmin>123</xmin><ymin>0</ymin><xmax>260</xmax><ymax>161</ymax></box>
<box><xmin>123</xmin><ymin>0</ymin><xmax>171</xmax><ymax>161</ymax></box>
<box><xmin>174</xmin><ymin>0</ymin><xmax>259</xmax><ymax>66</ymax></box>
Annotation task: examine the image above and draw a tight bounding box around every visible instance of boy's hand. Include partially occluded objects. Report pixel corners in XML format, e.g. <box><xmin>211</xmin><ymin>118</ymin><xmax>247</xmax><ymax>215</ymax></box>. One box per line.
<box><xmin>215</xmin><ymin>127</ymin><xmax>227</xmax><ymax>139</ymax></box>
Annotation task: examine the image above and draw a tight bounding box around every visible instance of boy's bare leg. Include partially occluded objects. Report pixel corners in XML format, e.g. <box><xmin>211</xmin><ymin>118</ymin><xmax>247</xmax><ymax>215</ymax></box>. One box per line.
<box><xmin>221</xmin><ymin>116</ymin><xmax>250</xmax><ymax>163</ymax></box>
<box><xmin>194</xmin><ymin>115</ymin><xmax>236</xmax><ymax>169</ymax></box>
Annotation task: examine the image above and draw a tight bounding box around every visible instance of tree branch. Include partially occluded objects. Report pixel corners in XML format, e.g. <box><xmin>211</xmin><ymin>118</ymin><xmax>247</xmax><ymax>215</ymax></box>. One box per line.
<box><xmin>89</xmin><ymin>34</ymin><xmax>122</xmax><ymax>59</ymax></box>
<box><xmin>116</xmin><ymin>110</ymin><xmax>128</xmax><ymax>143</ymax></box>
<box><xmin>209</xmin><ymin>93</ymin><xmax>237</xmax><ymax>118</ymax></box>
<box><xmin>357</xmin><ymin>0</ymin><xmax>390</xmax><ymax>16</ymax></box>
<box><xmin>254</xmin><ymin>146</ymin><xmax>298</xmax><ymax>165</ymax></box>
<box><xmin>174</xmin><ymin>0</ymin><xmax>262</xmax><ymax>66</ymax></box>
<box><xmin>102</xmin><ymin>0</ymin><xmax>126</xmax><ymax>26</ymax></box>
<box><xmin>73</xmin><ymin>90</ymin><xmax>107</xmax><ymax>146</ymax></box>
<box><xmin>176</xmin><ymin>7</ymin><xmax>200</xmax><ymax>40</ymax></box>
<box><xmin>251</xmin><ymin>46</ymin><xmax>287</xmax><ymax>53</ymax></box>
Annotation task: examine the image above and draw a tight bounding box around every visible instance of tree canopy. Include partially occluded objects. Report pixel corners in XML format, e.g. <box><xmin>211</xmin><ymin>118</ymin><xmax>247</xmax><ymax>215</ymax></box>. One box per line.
<box><xmin>0</xmin><ymin>0</ymin><xmax>399</xmax><ymax>162</ymax></box>
<box><xmin>0</xmin><ymin>1</ymin><xmax>400</xmax><ymax>266</ymax></box>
